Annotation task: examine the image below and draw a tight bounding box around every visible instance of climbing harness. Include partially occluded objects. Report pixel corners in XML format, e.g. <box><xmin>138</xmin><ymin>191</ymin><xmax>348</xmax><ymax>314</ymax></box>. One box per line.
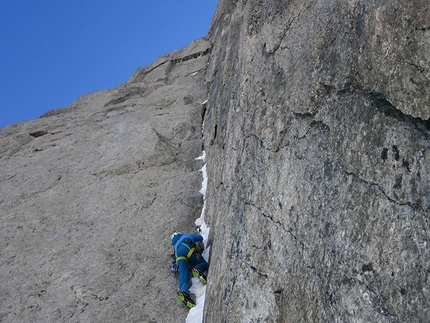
<box><xmin>175</xmin><ymin>242</ymin><xmax>195</xmax><ymax>262</ymax></box>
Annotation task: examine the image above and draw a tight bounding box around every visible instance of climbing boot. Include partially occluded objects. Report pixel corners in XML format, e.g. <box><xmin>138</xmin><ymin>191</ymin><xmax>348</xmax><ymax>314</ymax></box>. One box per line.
<box><xmin>192</xmin><ymin>268</ymin><xmax>207</xmax><ymax>285</ymax></box>
<box><xmin>177</xmin><ymin>292</ymin><xmax>195</xmax><ymax>308</ymax></box>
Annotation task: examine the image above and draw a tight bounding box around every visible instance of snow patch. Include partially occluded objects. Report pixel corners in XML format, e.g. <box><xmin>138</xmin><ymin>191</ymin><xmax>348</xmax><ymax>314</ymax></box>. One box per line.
<box><xmin>186</xmin><ymin>151</ymin><xmax>209</xmax><ymax>323</ymax></box>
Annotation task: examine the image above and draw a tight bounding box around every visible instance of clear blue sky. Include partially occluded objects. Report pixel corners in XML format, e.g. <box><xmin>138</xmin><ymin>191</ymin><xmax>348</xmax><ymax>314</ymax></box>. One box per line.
<box><xmin>0</xmin><ymin>1</ymin><xmax>219</xmax><ymax>129</ymax></box>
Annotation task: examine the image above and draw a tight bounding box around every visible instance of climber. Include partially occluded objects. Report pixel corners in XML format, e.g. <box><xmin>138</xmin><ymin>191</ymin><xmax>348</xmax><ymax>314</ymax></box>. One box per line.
<box><xmin>171</xmin><ymin>232</ymin><xmax>209</xmax><ymax>308</ymax></box>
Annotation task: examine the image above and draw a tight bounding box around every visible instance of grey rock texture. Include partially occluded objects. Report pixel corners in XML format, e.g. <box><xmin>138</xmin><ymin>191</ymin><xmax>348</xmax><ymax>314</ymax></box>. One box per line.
<box><xmin>2</xmin><ymin>1</ymin><xmax>430</xmax><ymax>322</ymax></box>
<box><xmin>203</xmin><ymin>1</ymin><xmax>430</xmax><ymax>322</ymax></box>
<box><xmin>0</xmin><ymin>39</ymin><xmax>210</xmax><ymax>323</ymax></box>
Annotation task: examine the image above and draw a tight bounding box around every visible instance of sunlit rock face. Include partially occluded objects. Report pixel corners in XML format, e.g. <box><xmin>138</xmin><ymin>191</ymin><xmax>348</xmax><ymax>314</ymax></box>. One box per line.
<box><xmin>0</xmin><ymin>39</ymin><xmax>211</xmax><ymax>323</ymax></box>
<box><xmin>2</xmin><ymin>1</ymin><xmax>430</xmax><ymax>322</ymax></box>
<box><xmin>203</xmin><ymin>1</ymin><xmax>430</xmax><ymax>322</ymax></box>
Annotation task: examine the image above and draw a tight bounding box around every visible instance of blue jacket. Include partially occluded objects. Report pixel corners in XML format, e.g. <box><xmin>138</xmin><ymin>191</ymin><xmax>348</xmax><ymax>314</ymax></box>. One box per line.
<box><xmin>172</xmin><ymin>233</ymin><xmax>208</xmax><ymax>293</ymax></box>
<box><xmin>172</xmin><ymin>234</ymin><xmax>203</xmax><ymax>260</ymax></box>
<box><xmin>172</xmin><ymin>233</ymin><xmax>202</xmax><ymax>247</ymax></box>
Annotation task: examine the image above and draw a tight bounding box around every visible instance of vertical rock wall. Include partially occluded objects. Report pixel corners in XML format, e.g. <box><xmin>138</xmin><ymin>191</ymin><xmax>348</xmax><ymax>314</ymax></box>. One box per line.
<box><xmin>203</xmin><ymin>1</ymin><xmax>430</xmax><ymax>322</ymax></box>
<box><xmin>0</xmin><ymin>39</ymin><xmax>211</xmax><ymax>323</ymax></box>
<box><xmin>1</xmin><ymin>1</ymin><xmax>429</xmax><ymax>322</ymax></box>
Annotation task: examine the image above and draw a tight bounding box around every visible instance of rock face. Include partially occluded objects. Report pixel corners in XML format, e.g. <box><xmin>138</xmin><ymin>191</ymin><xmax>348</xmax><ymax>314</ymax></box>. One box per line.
<box><xmin>0</xmin><ymin>39</ymin><xmax>210</xmax><ymax>323</ymax></box>
<box><xmin>203</xmin><ymin>0</ymin><xmax>430</xmax><ymax>322</ymax></box>
<box><xmin>1</xmin><ymin>1</ymin><xmax>430</xmax><ymax>322</ymax></box>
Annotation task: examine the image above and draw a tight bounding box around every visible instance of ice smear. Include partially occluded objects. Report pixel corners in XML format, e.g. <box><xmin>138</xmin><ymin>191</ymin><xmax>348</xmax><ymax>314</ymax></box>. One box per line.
<box><xmin>186</xmin><ymin>151</ymin><xmax>209</xmax><ymax>323</ymax></box>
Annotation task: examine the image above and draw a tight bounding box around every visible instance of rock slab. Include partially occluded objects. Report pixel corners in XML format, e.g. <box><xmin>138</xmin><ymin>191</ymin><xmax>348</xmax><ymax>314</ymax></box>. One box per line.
<box><xmin>0</xmin><ymin>39</ymin><xmax>211</xmax><ymax>323</ymax></box>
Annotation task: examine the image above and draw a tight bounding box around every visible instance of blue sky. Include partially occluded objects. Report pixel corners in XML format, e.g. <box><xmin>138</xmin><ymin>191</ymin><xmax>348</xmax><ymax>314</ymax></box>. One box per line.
<box><xmin>0</xmin><ymin>1</ymin><xmax>219</xmax><ymax>129</ymax></box>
